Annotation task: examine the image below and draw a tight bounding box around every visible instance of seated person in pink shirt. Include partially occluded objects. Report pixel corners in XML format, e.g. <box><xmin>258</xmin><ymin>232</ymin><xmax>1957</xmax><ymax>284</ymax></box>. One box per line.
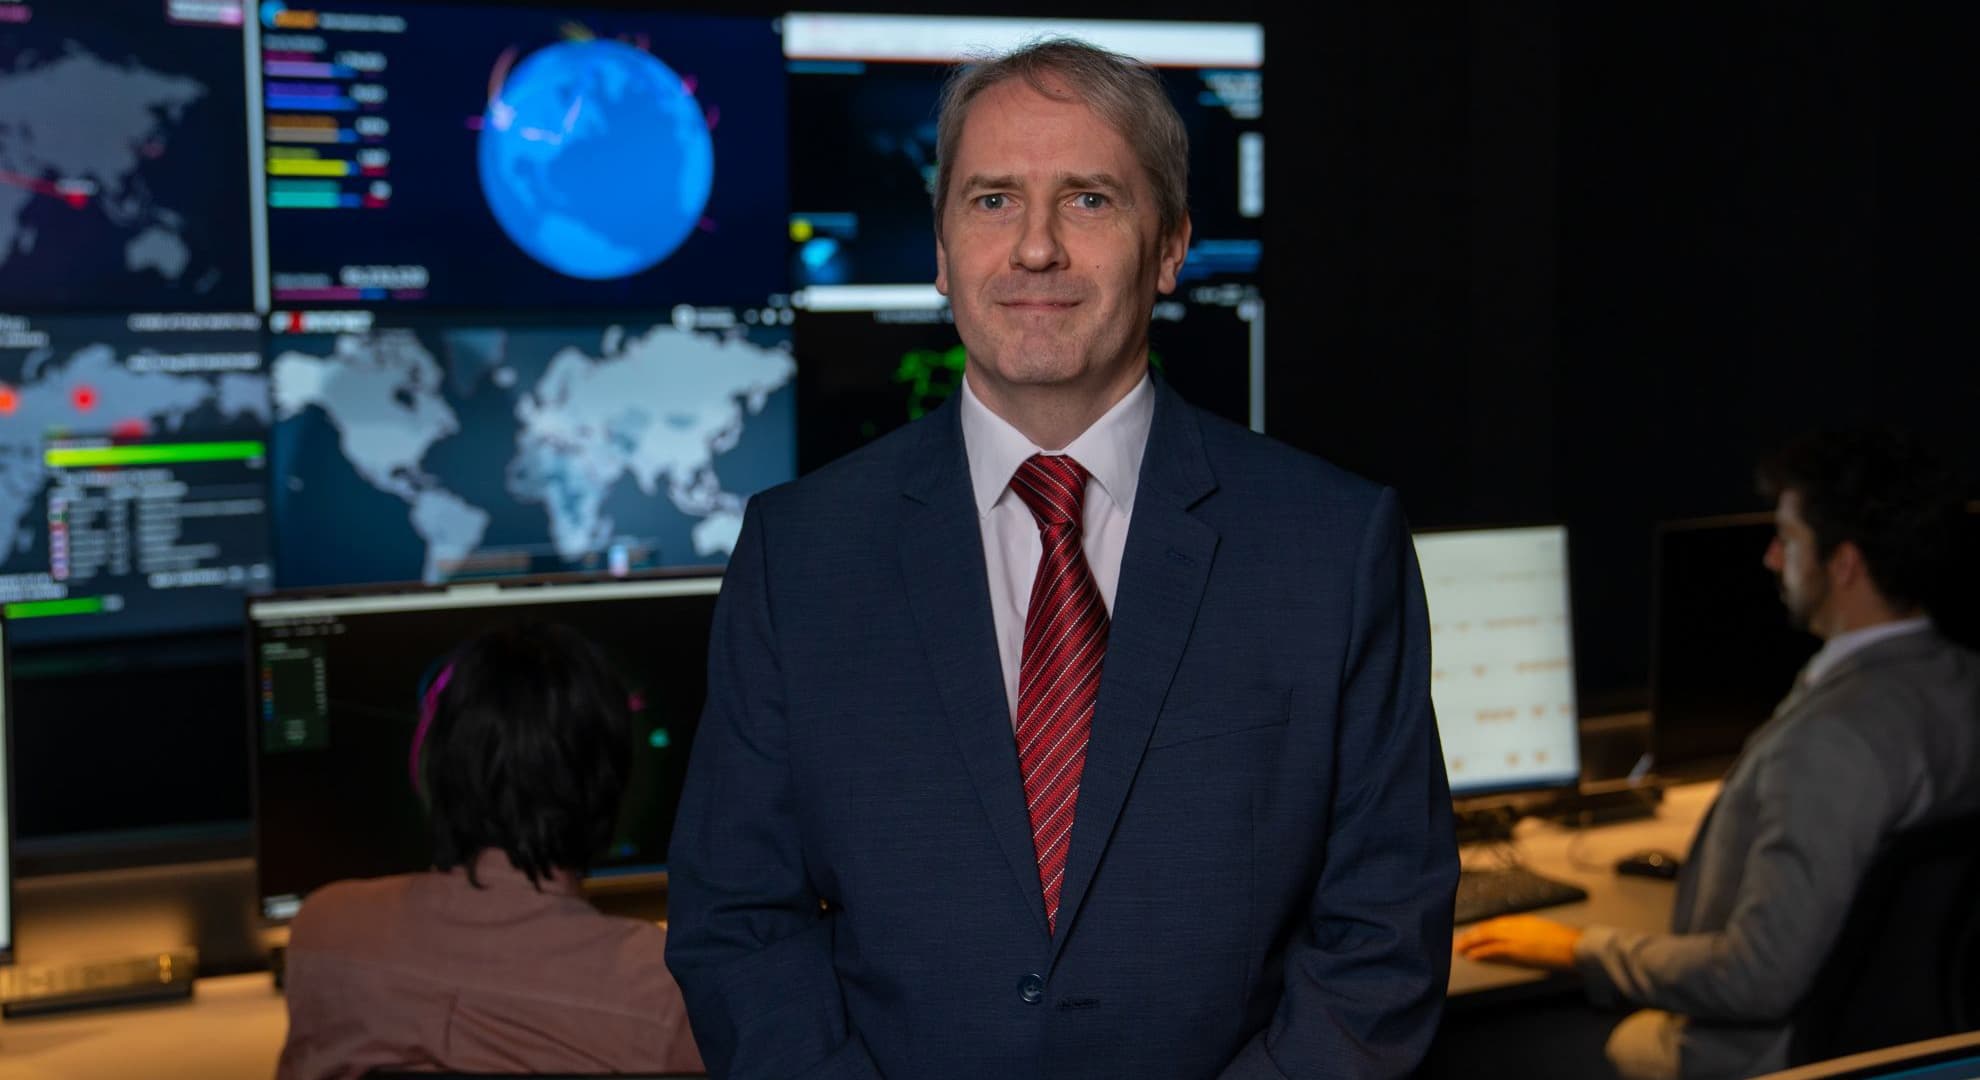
<box><xmin>277</xmin><ymin>622</ymin><xmax>704</xmax><ymax>1080</ymax></box>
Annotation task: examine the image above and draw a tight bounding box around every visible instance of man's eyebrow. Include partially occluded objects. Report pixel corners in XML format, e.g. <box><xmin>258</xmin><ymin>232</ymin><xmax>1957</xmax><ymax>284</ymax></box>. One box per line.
<box><xmin>1058</xmin><ymin>172</ymin><xmax>1131</xmax><ymax>197</ymax></box>
<box><xmin>956</xmin><ymin>173</ymin><xmax>1021</xmax><ymax>195</ymax></box>
<box><xmin>954</xmin><ymin>172</ymin><xmax>1135</xmax><ymax>201</ymax></box>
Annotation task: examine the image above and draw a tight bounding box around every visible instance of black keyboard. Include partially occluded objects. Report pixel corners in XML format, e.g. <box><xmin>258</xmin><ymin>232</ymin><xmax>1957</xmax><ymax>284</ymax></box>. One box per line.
<box><xmin>1454</xmin><ymin>866</ymin><xmax>1589</xmax><ymax>924</ymax></box>
<box><xmin>0</xmin><ymin>949</ymin><xmax>197</xmax><ymax>1017</ymax></box>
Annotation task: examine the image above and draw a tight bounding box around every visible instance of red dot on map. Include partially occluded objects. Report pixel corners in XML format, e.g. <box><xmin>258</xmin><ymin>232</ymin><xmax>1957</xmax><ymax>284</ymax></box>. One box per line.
<box><xmin>72</xmin><ymin>386</ymin><xmax>98</xmax><ymax>412</ymax></box>
<box><xmin>0</xmin><ymin>387</ymin><xmax>17</xmax><ymax>415</ymax></box>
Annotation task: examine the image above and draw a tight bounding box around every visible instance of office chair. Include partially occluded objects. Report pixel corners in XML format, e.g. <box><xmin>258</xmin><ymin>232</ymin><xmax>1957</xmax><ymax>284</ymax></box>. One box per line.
<box><xmin>1786</xmin><ymin>810</ymin><xmax>1980</xmax><ymax>1067</ymax></box>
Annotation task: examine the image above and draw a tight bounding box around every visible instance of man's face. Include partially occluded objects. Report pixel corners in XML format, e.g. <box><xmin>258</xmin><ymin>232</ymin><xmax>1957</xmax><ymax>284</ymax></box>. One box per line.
<box><xmin>935</xmin><ymin>76</ymin><xmax>1189</xmax><ymax>405</ymax></box>
<box><xmin>1764</xmin><ymin>490</ymin><xmax>1831</xmax><ymax>631</ymax></box>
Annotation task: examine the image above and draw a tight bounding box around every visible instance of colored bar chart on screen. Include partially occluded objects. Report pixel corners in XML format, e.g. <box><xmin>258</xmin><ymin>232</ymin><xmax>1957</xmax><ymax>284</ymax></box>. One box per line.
<box><xmin>4</xmin><ymin>596</ymin><xmax>109</xmax><ymax>620</ymax></box>
<box><xmin>261</xmin><ymin>24</ymin><xmax>394</xmax><ymax>220</ymax></box>
<box><xmin>43</xmin><ymin>441</ymin><xmax>266</xmax><ymax>468</ymax></box>
<box><xmin>267</xmin><ymin>114</ymin><xmax>367</xmax><ymax>143</ymax></box>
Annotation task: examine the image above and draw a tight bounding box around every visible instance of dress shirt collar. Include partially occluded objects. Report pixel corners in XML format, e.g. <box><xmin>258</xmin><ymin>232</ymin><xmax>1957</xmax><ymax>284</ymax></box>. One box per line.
<box><xmin>1805</xmin><ymin>615</ymin><xmax>1933</xmax><ymax>686</ymax></box>
<box><xmin>958</xmin><ymin>370</ymin><xmax>1153</xmax><ymax>519</ymax></box>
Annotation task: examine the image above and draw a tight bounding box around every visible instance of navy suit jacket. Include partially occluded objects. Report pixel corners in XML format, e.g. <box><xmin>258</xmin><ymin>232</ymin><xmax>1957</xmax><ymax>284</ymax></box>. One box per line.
<box><xmin>666</xmin><ymin>380</ymin><xmax>1458</xmax><ymax>1079</ymax></box>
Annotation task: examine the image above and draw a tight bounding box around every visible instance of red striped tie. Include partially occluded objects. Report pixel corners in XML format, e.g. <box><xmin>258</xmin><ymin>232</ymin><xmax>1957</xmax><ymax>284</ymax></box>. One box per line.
<box><xmin>1010</xmin><ymin>453</ymin><xmax>1109</xmax><ymax>934</ymax></box>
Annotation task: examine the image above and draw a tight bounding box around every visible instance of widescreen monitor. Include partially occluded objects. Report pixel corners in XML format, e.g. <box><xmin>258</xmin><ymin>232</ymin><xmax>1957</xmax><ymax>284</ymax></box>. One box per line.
<box><xmin>250</xmin><ymin>573</ymin><xmax>717</xmax><ymax>921</ymax></box>
<box><xmin>251</xmin><ymin>2</ymin><xmax>788</xmax><ymax>311</ymax></box>
<box><xmin>0</xmin><ymin>0</ymin><xmax>256</xmax><ymax>310</ymax></box>
<box><xmin>0</xmin><ymin>312</ymin><xmax>272</xmax><ymax>645</ymax></box>
<box><xmin>781</xmin><ymin>14</ymin><xmax>1266</xmax><ymax>469</ymax></box>
<box><xmin>263</xmin><ymin>307</ymin><xmax>794</xmax><ymax>587</ymax></box>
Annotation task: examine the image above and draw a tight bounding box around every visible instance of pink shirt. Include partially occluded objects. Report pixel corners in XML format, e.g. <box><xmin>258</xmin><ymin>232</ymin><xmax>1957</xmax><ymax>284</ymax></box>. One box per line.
<box><xmin>277</xmin><ymin>850</ymin><xmax>703</xmax><ymax>1080</ymax></box>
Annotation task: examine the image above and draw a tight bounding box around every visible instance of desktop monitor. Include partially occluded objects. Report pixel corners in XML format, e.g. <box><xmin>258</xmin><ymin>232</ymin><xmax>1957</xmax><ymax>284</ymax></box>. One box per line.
<box><xmin>263</xmin><ymin>307</ymin><xmax>795</xmax><ymax>588</ymax></box>
<box><xmin>782</xmin><ymin>14</ymin><xmax>1266</xmax><ymax>471</ymax></box>
<box><xmin>1762</xmin><ymin>1031</ymin><xmax>1980</xmax><ymax>1080</ymax></box>
<box><xmin>251</xmin><ymin>2</ymin><xmax>788</xmax><ymax>311</ymax></box>
<box><xmin>793</xmin><ymin>288</ymin><xmax>1260</xmax><ymax>472</ymax></box>
<box><xmin>1649</xmin><ymin>513</ymin><xmax>1817</xmax><ymax>780</ymax></box>
<box><xmin>0</xmin><ymin>312</ymin><xmax>273</xmax><ymax>646</ymax></box>
<box><xmin>1412</xmin><ymin>524</ymin><xmax>1582</xmax><ymax>798</ymax></box>
<box><xmin>783</xmin><ymin>13</ymin><xmax>1263</xmax><ymax>293</ymax></box>
<box><xmin>249</xmin><ymin>573</ymin><xmax>719</xmax><ymax>921</ymax></box>
<box><xmin>0</xmin><ymin>0</ymin><xmax>256</xmax><ymax>311</ymax></box>
<box><xmin>1935</xmin><ymin>503</ymin><xmax>1980</xmax><ymax>653</ymax></box>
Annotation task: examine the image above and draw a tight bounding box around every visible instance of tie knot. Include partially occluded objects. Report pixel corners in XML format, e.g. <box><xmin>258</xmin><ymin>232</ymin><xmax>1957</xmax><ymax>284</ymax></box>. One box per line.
<box><xmin>1011</xmin><ymin>454</ymin><xmax>1090</xmax><ymax>531</ymax></box>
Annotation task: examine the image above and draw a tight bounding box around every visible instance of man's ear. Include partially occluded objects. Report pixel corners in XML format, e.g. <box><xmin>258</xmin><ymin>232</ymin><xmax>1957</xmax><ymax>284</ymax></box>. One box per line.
<box><xmin>935</xmin><ymin>233</ymin><xmax>949</xmax><ymax>297</ymax></box>
<box><xmin>1826</xmin><ymin>539</ymin><xmax>1867</xmax><ymax>588</ymax></box>
<box><xmin>1156</xmin><ymin>212</ymin><xmax>1193</xmax><ymax>295</ymax></box>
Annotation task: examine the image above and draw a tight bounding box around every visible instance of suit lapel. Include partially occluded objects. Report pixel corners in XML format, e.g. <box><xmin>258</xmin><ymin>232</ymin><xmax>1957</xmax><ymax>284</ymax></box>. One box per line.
<box><xmin>897</xmin><ymin>398</ymin><xmax>1050</xmax><ymax>937</ymax></box>
<box><xmin>1050</xmin><ymin>382</ymin><xmax>1219</xmax><ymax>962</ymax></box>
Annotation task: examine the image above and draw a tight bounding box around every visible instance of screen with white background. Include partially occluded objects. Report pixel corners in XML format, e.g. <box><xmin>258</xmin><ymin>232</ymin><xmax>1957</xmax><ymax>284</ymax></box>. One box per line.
<box><xmin>1413</xmin><ymin>525</ymin><xmax>1581</xmax><ymax>797</ymax></box>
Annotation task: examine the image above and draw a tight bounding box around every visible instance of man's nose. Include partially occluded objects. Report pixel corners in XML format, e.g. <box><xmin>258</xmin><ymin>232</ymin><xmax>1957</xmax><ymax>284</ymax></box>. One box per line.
<box><xmin>1011</xmin><ymin>206</ymin><xmax>1067</xmax><ymax>271</ymax></box>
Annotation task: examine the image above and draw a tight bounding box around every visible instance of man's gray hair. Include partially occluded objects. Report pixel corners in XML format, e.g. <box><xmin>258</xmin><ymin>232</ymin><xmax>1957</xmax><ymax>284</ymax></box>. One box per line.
<box><xmin>932</xmin><ymin>37</ymin><xmax>1190</xmax><ymax>242</ymax></box>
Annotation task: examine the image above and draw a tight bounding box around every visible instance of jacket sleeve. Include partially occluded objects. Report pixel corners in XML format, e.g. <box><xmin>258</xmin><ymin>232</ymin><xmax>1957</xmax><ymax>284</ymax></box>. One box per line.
<box><xmin>1574</xmin><ymin>718</ymin><xmax>1898</xmax><ymax>1023</ymax></box>
<box><xmin>1222</xmin><ymin>487</ymin><xmax>1461</xmax><ymax>1079</ymax></box>
<box><xmin>664</xmin><ymin>497</ymin><xmax>883</xmax><ymax>1080</ymax></box>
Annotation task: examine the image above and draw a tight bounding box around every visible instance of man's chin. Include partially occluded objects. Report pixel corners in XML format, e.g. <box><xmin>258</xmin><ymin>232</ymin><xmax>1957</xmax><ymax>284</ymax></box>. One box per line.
<box><xmin>969</xmin><ymin>342</ymin><xmax>1093</xmax><ymax>386</ymax></box>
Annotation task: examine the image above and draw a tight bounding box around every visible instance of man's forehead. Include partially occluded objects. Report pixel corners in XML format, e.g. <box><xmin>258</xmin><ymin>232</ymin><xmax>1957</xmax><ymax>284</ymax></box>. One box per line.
<box><xmin>953</xmin><ymin>84</ymin><xmax>1140</xmax><ymax>180</ymax></box>
<box><xmin>962</xmin><ymin>78</ymin><xmax>1120</xmax><ymax>143</ymax></box>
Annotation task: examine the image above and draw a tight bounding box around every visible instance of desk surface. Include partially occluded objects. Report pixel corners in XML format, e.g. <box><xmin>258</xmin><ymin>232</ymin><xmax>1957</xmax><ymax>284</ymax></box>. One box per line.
<box><xmin>0</xmin><ymin>971</ymin><xmax>284</xmax><ymax>1080</ymax></box>
<box><xmin>0</xmin><ymin>781</ymin><xmax>1719</xmax><ymax>1078</ymax></box>
<box><xmin>1449</xmin><ymin>778</ymin><xmax>1718</xmax><ymax>1000</ymax></box>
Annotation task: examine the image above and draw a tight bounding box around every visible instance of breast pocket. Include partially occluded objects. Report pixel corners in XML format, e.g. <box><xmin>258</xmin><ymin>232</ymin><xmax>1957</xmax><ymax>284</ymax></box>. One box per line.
<box><xmin>1146</xmin><ymin>706</ymin><xmax>1288</xmax><ymax>750</ymax></box>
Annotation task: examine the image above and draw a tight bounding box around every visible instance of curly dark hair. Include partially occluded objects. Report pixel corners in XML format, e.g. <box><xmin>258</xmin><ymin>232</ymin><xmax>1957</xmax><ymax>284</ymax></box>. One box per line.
<box><xmin>420</xmin><ymin>622</ymin><xmax>632</xmax><ymax>887</ymax></box>
<box><xmin>1755</xmin><ymin>427</ymin><xmax>1967</xmax><ymax>614</ymax></box>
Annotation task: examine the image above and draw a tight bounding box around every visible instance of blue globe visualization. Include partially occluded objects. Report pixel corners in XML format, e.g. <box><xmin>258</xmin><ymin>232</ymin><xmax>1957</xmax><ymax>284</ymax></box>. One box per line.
<box><xmin>478</xmin><ymin>38</ymin><xmax>714</xmax><ymax>281</ymax></box>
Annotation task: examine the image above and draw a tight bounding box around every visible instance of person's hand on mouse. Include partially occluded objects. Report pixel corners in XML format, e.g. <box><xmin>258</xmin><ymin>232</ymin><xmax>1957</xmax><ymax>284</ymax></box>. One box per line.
<box><xmin>1453</xmin><ymin>915</ymin><xmax>1583</xmax><ymax>970</ymax></box>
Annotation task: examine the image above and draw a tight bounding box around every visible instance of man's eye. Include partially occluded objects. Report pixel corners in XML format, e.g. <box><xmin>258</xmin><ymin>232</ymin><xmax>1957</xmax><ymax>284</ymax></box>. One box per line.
<box><xmin>1074</xmin><ymin>193</ymin><xmax>1110</xmax><ymax>210</ymax></box>
<box><xmin>976</xmin><ymin>194</ymin><xmax>1007</xmax><ymax>211</ymax></box>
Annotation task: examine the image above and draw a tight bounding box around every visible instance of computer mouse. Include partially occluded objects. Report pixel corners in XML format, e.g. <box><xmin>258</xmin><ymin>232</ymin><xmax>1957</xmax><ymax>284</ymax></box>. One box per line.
<box><xmin>1615</xmin><ymin>849</ymin><xmax>1682</xmax><ymax>880</ymax></box>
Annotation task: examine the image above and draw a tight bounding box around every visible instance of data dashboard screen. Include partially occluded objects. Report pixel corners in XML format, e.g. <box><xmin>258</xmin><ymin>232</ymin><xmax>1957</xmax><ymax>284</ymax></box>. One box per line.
<box><xmin>0</xmin><ymin>312</ymin><xmax>272</xmax><ymax>645</ymax></box>
<box><xmin>1414</xmin><ymin>525</ymin><xmax>1582</xmax><ymax>797</ymax></box>
<box><xmin>0</xmin><ymin>0</ymin><xmax>257</xmax><ymax>310</ymax></box>
<box><xmin>254</xmin><ymin>3</ymin><xmax>788</xmax><ymax>310</ymax></box>
<box><xmin>266</xmin><ymin>306</ymin><xmax>794</xmax><ymax>588</ymax></box>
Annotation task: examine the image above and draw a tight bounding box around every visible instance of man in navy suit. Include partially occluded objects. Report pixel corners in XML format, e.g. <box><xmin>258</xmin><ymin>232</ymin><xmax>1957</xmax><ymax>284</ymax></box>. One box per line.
<box><xmin>666</xmin><ymin>37</ymin><xmax>1459</xmax><ymax>1079</ymax></box>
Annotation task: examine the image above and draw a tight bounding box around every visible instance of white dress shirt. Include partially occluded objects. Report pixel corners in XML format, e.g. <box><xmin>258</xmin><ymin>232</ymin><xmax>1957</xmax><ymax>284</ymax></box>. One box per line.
<box><xmin>1804</xmin><ymin>615</ymin><xmax>1933</xmax><ymax>687</ymax></box>
<box><xmin>958</xmin><ymin>373</ymin><xmax>1154</xmax><ymax>726</ymax></box>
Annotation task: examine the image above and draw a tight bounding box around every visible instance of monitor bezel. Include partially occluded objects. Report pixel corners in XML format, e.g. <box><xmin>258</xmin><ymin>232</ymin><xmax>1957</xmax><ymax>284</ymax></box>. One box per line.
<box><xmin>2</xmin><ymin>614</ymin><xmax>16</xmax><ymax>964</ymax></box>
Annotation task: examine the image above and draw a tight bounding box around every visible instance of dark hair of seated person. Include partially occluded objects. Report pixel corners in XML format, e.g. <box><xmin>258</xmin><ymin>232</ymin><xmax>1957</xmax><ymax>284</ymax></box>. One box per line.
<box><xmin>419</xmin><ymin>622</ymin><xmax>632</xmax><ymax>889</ymax></box>
<box><xmin>1755</xmin><ymin>426</ymin><xmax>1965</xmax><ymax>614</ymax></box>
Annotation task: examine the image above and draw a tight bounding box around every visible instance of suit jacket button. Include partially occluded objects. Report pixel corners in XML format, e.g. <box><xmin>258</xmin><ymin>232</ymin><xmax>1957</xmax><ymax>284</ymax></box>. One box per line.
<box><xmin>1018</xmin><ymin>973</ymin><xmax>1045</xmax><ymax>1004</ymax></box>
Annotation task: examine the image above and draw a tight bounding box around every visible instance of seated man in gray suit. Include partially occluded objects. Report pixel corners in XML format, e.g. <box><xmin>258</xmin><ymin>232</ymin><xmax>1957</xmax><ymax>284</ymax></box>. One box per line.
<box><xmin>1455</xmin><ymin>427</ymin><xmax>1980</xmax><ymax>1080</ymax></box>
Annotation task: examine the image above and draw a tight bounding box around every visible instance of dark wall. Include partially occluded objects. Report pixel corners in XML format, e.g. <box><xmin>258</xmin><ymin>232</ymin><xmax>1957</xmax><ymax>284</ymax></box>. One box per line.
<box><xmin>1269</xmin><ymin>3</ymin><xmax>1974</xmax><ymax>711</ymax></box>
<box><xmin>1556</xmin><ymin>5</ymin><xmax>1972</xmax><ymax>708</ymax></box>
<box><xmin>19</xmin><ymin>1</ymin><xmax>1977</xmax><ymax>852</ymax></box>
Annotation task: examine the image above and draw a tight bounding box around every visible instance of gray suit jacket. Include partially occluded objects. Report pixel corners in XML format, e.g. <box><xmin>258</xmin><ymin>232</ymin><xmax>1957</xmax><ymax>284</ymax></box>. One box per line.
<box><xmin>1575</xmin><ymin>628</ymin><xmax>1980</xmax><ymax>1079</ymax></box>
